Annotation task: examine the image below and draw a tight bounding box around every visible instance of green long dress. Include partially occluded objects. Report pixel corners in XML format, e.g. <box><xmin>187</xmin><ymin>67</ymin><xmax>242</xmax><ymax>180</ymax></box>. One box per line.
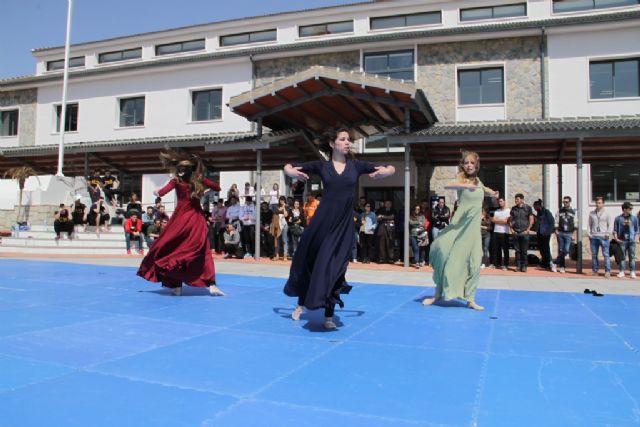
<box><xmin>430</xmin><ymin>182</ymin><xmax>485</xmax><ymax>302</ymax></box>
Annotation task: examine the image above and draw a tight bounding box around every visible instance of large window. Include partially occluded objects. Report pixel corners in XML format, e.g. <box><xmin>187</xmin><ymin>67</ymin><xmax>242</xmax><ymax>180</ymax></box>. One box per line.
<box><xmin>370</xmin><ymin>11</ymin><xmax>441</xmax><ymax>30</ymax></box>
<box><xmin>191</xmin><ymin>89</ymin><xmax>222</xmax><ymax>122</ymax></box>
<box><xmin>592</xmin><ymin>164</ymin><xmax>640</xmax><ymax>201</ymax></box>
<box><xmin>155</xmin><ymin>39</ymin><xmax>205</xmax><ymax>56</ymax></box>
<box><xmin>553</xmin><ymin>0</ymin><xmax>639</xmax><ymax>13</ymax></box>
<box><xmin>364</xmin><ymin>50</ymin><xmax>414</xmax><ymax>81</ymax></box>
<box><xmin>119</xmin><ymin>97</ymin><xmax>145</xmax><ymax>127</ymax></box>
<box><xmin>299</xmin><ymin>21</ymin><xmax>353</xmax><ymax>37</ymax></box>
<box><xmin>99</xmin><ymin>48</ymin><xmax>142</xmax><ymax>64</ymax></box>
<box><xmin>46</xmin><ymin>56</ymin><xmax>85</xmax><ymax>71</ymax></box>
<box><xmin>460</xmin><ymin>3</ymin><xmax>527</xmax><ymax>21</ymax></box>
<box><xmin>458</xmin><ymin>67</ymin><xmax>504</xmax><ymax>105</ymax></box>
<box><xmin>590</xmin><ymin>58</ymin><xmax>639</xmax><ymax>99</ymax></box>
<box><xmin>0</xmin><ymin>110</ymin><xmax>19</xmax><ymax>136</ymax></box>
<box><xmin>220</xmin><ymin>30</ymin><xmax>276</xmax><ymax>47</ymax></box>
<box><xmin>55</xmin><ymin>103</ymin><xmax>79</xmax><ymax>132</ymax></box>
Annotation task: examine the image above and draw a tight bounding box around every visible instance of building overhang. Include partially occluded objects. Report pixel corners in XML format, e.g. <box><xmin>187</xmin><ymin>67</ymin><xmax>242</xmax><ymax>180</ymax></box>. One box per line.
<box><xmin>228</xmin><ymin>65</ymin><xmax>437</xmax><ymax>139</ymax></box>
<box><xmin>387</xmin><ymin>116</ymin><xmax>640</xmax><ymax>165</ymax></box>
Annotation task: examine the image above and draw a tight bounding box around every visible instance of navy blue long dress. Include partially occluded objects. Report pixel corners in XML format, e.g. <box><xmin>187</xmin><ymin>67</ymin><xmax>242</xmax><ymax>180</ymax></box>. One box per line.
<box><xmin>284</xmin><ymin>159</ymin><xmax>377</xmax><ymax>310</ymax></box>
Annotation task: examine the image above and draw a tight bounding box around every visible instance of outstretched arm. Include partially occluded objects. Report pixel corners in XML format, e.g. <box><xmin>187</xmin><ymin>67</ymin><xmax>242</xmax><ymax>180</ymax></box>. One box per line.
<box><xmin>202</xmin><ymin>178</ymin><xmax>221</xmax><ymax>192</ymax></box>
<box><xmin>153</xmin><ymin>179</ymin><xmax>176</xmax><ymax>197</ymax></box>
<box><xmin>284</xmin><ymin>164</ymin><xmax>309</xmax><ymax>181</ymax></box>
<box><xmin>369</xmin><ymin>165</ymin><xmax>395</xmax><ymax>180</ymax></box>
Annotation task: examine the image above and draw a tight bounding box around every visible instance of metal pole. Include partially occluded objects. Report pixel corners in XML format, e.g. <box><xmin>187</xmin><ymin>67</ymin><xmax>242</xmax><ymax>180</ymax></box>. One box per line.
<box><xmin>56</xmin><ymin>0</ymin><xmax>73</xmax><ymax>177</ymax></box>
<box><xmin>404</xmin><ymin>143</ymin><xmax>411</xmax><ymax>268</ymax></box>
<box><xmin>576</xmin><ymin>137</ymin><xmax>583</xmax><ymax>274</ymax></box>
<box><xmin>254</xmin><ymin>119</ymin><xmax>263</xmax><ymax>261</ymax></box>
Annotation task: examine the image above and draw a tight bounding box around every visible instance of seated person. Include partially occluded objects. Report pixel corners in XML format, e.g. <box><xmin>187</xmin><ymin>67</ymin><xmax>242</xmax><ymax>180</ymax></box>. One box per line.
<box><xmin>222</xmin><ymin>222</ymin><xmax>241</xmax><ymax>259</ymax></box>
<box><xmin>71</xmin><ymin>195</ymin><xmax>87</xmax><ymax>232</ymax></box>
<box><xmin>54</xmin><ymin>203</ymin><xmax>75</xmax><ymax>240</ymax></box>
<box><xmin>145</xmin><ymin>218</ymin><xmax>162</xmax><ymax>248</ymax></box>
<box><xmin>124</xmin><ymin>211</ymin><xmax>144</xmax><ymax>255</ymax></box>
<box><xmin>88</xmin><ymin>197</ymin><xmax>111</xmax><ymax>233</ymax></box>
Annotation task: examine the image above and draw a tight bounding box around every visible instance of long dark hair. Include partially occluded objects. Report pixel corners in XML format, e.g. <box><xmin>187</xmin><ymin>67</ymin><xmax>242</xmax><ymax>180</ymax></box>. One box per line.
<box><xmin>159</xmin><ymin>149</ymin><xmax>207</xmax><ymax>199</ymax></box>
<box><xmin>319</xmin><ymin>127</ymin><xmax>354</xmax><ymax>158</ymax></box>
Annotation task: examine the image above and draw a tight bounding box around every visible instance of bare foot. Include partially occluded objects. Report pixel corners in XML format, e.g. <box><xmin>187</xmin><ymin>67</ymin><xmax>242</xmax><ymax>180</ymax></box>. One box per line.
<box><xmin>468</xmin><ymin>301</ymin><xmax>484</xmax><ymax>311</ymax></box>
<box><xmin>291</xmin><ymin>305</ymin><xmax>304</xmax><ymax>321</ymax></box>
<box><xmin>208</xmin><ymin>285</ymin><xmax>225</xmax><ymax>296</ymax></box>
<box><xmin>422</xmin><ymin>297</ymin><xmax>439</xmax><ymax>306</ymax></box>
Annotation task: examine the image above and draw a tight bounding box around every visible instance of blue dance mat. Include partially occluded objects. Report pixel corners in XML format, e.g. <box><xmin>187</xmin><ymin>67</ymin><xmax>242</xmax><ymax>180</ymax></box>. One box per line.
<box><xmin>0</xmin><ymin>259</ymin><xmax>639</xmax><ymax>426</ymax></box>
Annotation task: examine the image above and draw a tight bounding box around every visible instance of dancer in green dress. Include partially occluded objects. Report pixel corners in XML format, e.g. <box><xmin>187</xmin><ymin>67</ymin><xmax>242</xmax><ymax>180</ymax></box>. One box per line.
<box><xmin>422</xmin><ymin>151</ymin><xmax>496</xmax><ymax>311</ymax></box>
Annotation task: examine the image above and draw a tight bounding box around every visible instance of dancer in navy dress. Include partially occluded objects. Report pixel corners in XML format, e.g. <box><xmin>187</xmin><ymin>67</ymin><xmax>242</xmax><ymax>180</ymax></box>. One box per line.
<box><xmin>283</xmin><ymin>128</ymin><xmax>395</xmax><ymax>330</ymax></box>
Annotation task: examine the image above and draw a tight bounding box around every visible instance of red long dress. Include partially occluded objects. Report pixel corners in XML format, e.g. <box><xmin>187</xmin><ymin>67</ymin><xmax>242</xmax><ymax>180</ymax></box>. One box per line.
<box><xmin>137</xmin><ymin>178</ymin><xmax>220</xmax><ymax>288</ymax></box>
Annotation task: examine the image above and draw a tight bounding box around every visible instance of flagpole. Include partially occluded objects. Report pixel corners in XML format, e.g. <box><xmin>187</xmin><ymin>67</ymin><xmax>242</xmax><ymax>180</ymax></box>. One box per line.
<box><xmin>56</xmin><ymin>0</ymin><xmax>73</xmax><ymax>177</ymax></box>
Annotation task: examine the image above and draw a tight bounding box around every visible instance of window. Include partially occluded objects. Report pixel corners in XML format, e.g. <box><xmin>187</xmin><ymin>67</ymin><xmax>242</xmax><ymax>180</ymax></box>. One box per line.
<box><xmin>155</xmin><ymin>39</ymin><xmax>205</xmax><ymax>56</ymax></box>
<box><xmin>192</xmin><ymin>89</ymin><xmax>222</xmax><ymax>121</ymax></box>
<box><xmin>363</xmin><ymin>50</ymin><xmax>414</xmax><ymax>81</ymax></box>
<box><xmin>458</xmin><ymin>67</ymin><xmax>504</xmax><ymax>105</ymax></box>
<box><xmin>553</xmin><ymin>0</ymin><xmax>639</xmax><ymax>13</ymax></box>
<box><xmin>370</xmin><ymin>11</ymin><xmax>441</xmax><ymax>30</ymax></box>
<box><xmin>590</xmin><ymin>58</ymin><xmax>639</xmax><ymax>99</ymax></box>
<box><xmin>591</xmin><ymin>164</ymin><xmax>640</xmax><ymax>201</ymax></box>
<box><xmin>299</xmin><ymin>21</ymin><xmax>353</xmax><ymax>37</ymax></box>
<box><xmin>46</xmin><ymin>56</ymin><xmax>85</xmax><ymax>71</ymax></box>
<box><xmin>0</xmin><ymin>110</ymin><xmax>19</xmax><ymax>136</ymax></box>
<box><xmin>55</xmin><ymin>103</ymin><xmax>78</xmax><ymax>132</ymax></box>
<box><xmin>460</xmin><ymin>3</ymin><xmax>527</xmax><ymax>21</ymax></box>
<box><xmin>98</xmin><ymin>48</ymin><xmax>142</xmax><ymax>64</ymax></box>
<box><xmin>119</xmin><ymin>97</ymin><xmax>145</xmax><ymax>127</ymax></box>
<box><xmin>220</xmin><ymin>29</ymin><xmax>277</xmax><ymax>47</ymax></box>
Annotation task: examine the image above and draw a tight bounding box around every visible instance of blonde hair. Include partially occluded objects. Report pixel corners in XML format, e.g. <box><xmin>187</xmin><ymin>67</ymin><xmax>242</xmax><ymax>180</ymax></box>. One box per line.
<box><xmin>456</xmin><ymin>150</ymin><xmax>480</xmax><ymax>185</ymax></box>
<box><xmin>159</xmin><ymin>149</ymin><xmax>207</xmax><ymax>199</ymax></box>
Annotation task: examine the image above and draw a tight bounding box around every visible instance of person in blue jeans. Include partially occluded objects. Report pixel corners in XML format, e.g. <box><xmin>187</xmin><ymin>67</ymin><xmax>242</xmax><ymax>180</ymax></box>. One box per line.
<box><xmin>588</xmin><ymin>196</ymin><xmax>613</xmax><ymax>278</ymax></box>
<box><xmin>409</xmin><ymin>204</ymin><xmax>427</xmax><ymax>269</ymax></box>
<box><xmin>552</xmin><ymin>196</ymin><xmax>577</xmax><ymax>274</ymax></box>
<box><xmin>613</xmin><ymin>201</ymin><xmax>638</xmax><ymax>279</ymax></box>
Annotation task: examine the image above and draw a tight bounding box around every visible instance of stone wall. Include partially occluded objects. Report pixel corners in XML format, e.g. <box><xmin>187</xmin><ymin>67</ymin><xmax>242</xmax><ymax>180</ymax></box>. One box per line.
<box><xmin>417</xmin><ymin>36</ymin><xmax>543</xmax><ymax>122</ymax></box>
<box><xmin>0</xmin><ymin>88</ymin><xmax>37</xmax><ymax>147</ymax></box>
<box><xmin>255</xmin><ymin>51</ymin><xmax>360</xmax><ymax>86</ymax></box>
<box><xmin>506</xmin><ymin>165</ymin><xmax>543</xmax><ymax>203</ymax></box>
<box><xmin>0</xmin><ymin>204</ymin><xmax>57</xmax><ymax>230</ymax></box>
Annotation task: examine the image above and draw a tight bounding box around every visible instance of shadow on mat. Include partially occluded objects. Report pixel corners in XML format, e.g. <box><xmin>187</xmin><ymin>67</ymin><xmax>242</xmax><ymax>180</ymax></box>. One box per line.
<box><xmin>273</xmin><ymin>307</ymin><xmax>365</xmax><ymax>332</ymax></box>
<box><xmin>412</xmin><ymin>296</ymin><xmax>472</xmax><ymax>308</ymax></box>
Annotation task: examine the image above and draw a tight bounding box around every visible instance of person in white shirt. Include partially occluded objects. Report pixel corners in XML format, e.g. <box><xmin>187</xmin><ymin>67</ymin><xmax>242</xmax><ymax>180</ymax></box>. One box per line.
<box><xmin>241</xmin><ymin>182</ymin><xmax>255</xmax><ymax>205</ymax></box>
<box><xmin>225</xmin><ymin>196</ymin><xmax>242</xmax><ymax>231</ymax></box>
<box><xmin>240</xmin><ymin>196</ymin><xmax>257</xmax><ymax>258</ymax></box>
<box><xmin>269</xmin><ymin>182</ymin><xmax>280</xmax><ymax>212</ymax></box>
<box><xmin>491</xmin><ymin>197</ymin><xmax>511</xmax><ymax>270</ymax></box>
<box><xmin>588</xmin><ymin>196</ymin><xmax>613</xmax><ymax>277</ymax></box>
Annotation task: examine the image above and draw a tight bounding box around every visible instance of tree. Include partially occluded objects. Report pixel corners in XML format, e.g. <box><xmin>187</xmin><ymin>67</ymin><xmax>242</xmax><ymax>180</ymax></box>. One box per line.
<box><xmin>3</xmin><ymin>166</ymin><xmax>38</xmax><ymax>223</ymax></box>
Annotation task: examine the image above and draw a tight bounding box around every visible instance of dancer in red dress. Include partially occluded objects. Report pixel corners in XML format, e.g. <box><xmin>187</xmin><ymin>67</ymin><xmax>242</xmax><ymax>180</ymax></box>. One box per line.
<box><xmin>137</xmin><ymin>150</ymin><xmax>224</xmax><ymax>297</ymax></box>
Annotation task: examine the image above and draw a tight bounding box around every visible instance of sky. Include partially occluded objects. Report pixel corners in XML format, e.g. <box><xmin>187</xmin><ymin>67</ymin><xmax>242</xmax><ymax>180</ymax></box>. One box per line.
<box><xmin>0</xmin><ymin>0</ymin><xmax>364</xmax><ymax>80</ymax></box>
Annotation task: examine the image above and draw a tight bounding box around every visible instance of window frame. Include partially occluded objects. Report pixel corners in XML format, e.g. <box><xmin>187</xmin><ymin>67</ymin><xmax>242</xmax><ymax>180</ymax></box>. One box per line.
<box><xmin>362</xmin><ymin>49</ymin><xmax>416</xmax><ymax>81</ymax></box>
<box><xmin>456</xmin><ymin>66</ymin><xmax>506</xmax><ymax>106</ymax></box>
<box><xmin>154</xmin><ymin>39</ymin><xmax>205</xmax><ymax>56</ymax></box>
<box><xmin>190</xmin><ymin>88</ymin><xmax>223</xmax><ymax>122</ymax></box>
<box><xmin>46</xmin><ymin>56</ymin><xmax>85</xmax><ymax>71</ymax></box>
<box><xmin>298</xmin><ymin>20</ymin><xmax>354</xmax><ymax>38</ymax></box>
<box><xmin>552</xmin><ymin>0</ymin><xmax>639</xmax><ymax>13</ymax></box>
<box><xmin>219</xmin><ymin>29</ymin><xmax>277</xmax><ymax>47</ymax></box>
<box><xmin>459</xmin><ymin>3</ymin><xmax>527</xmax><ymax>22</ymax></box>
<box><xmin>591</xmin><ymin>163</ymin><xmax>640</xmax><ymax>202</ymax></box>
<box><xmin>369</xmin><ymin>11</ymin><xmax>442</xmax><ymax>31</ymax></box>
<box><xmin>0</xmin><ymin>109</ymin><xmax>19</xmax><ymax>137</ymax></box>
<box><xmin>118</xmin><ymin>96</ymin><xmax>146</xmax><ymax>128</ymax></box>
<box><xmin>589</xmin><ymin>57</ymin><xmax>640</xmax><ymax>100</ymax></box>
<box><xmin>98</xmin><ymin>47</ymin><xmax>142</xmax><ymax>64</ymax></box>
<box><xmin>54</xmin><ymin>103</ymin><xmax>79</xmax><ymax>133</ymax></box>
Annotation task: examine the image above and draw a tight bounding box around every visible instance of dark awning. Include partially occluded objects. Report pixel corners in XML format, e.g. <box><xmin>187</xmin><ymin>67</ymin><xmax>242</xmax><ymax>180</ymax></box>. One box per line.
<box><xmin>387</xmin><ymin>116</ymin><xmax>640</xmax><ymax>165</ymax></box>
<box><xmin>228</xmin><ymin>65</ymin><xmax>437</xmax><ymax>138</ymax></box>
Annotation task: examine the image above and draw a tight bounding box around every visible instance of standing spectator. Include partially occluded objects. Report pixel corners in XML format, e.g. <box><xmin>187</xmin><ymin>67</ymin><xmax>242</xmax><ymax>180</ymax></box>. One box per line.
<box><xmin>54</xmin><ymin>203</ymin><xmax>74</xmax><ymax>241</ymax></box>
<box><xmin>303</xmin><ymin>193</ymin><xmax>319</xmax><ymax>225</ymax></box>
<box><xmin>211</xmin><ymin>199</ymin><xmax>227</xmax><ymax>254</ymax></box>
<box><xmin>480</xmin><ymin>207</ymin><xmax>492</xmax><ymax>268</ymax></box>
<box><xmin>376</xmin><ymin>199</ymin><xmax>396</xmax><ymax>263</ymax></box>
<box><xmin>125</xmin><ymin>193</ymin><xmax>142</xmax><ymax>218</ymax></box>
<box><xmin>288</xmin><ymin>199</ymin><xmax>305</xmax><ymax>257</ymax></box>
<box><xmin>87</xmin><ymin>169</ymin><xmax>102</xmax><ymax>204</ymax></box>
<box><xmin>409</xmin><ymin>204</ymin><xmax>427</xmax><ymax>269</ymax></box>
<box><xmin>269</xmin><ymin>183</ymin><xmax>280</xmax><ymax>212</ymax></box>
<box><xmin>275</xmin><ymin>196</ymin><xmax>290</xmax><ymax>260</ymax></box>
<box><xmin>431</xmin><ymin>196</ymin><xmax>451</xmax><ymax>240</ymax></box>
<box><xmin>102</xmin><ymin>170</ymin><xmax>119</xmax><ymax>207</ymax></box>
<box><xmin>509</xmin><ymin>193</ymin><xmax>534</xmax><ymax>272</ymax></box>
<box><xmin>533</xmin><ymin>199</ymin><xmax>555</xmax><ymax>270</ymax></box>
<box><xmin>225</xmin><ymin>196</ymin><xmax>242</xmax><ymax>230</ymax></box>
<box><xmin>240</xmin><ymin>196</ymin><xmax>257</xmax><ymax>258</ymax></box>
<box><xmin>351</xmin><ymin>210</ymin><xmax>361</xmax><ymax>263</ymax></box>
<box><xmin>552</xmin><ymin>196</ymin><xmax>577</xmax><ymax>274</ymax></box>
<box><xmin>241</xmin><ymin>182</ymin><xmax>255</xmax><ymax>205</ymax></box>
<box><xmin>71</xmin><ymin>195</ymin><xmax>87</xmax><ymax>233</ymax></box>
<box><xmin>124</xmin><ymin>211</ymin><xmax>144</xmax><ymax>255</ymax></box>
<box><xmin>588</xmin><ymin>196</ymin><xmax>613</xmax><ymax>278</ymax></box>
<box><xmin>614</xmin><ymin>202</ymin><xmax>638</xmax><ymax>278</ymax></box>
<box><xmin>492</xmin><ymin>197</ymin><xmax>511</xmax><ymax>270</ymax></box>
<box><xmin>359</xmin><ymin>201</ymin><xmax>377</xmax><ymax>264</ymax></box>
<box><xmin>227</xmin><ymin>183</ymin><xmax>239</xmax><ymax>203</ymax></box>
<box><xmin>291</xmin><ymin>179</ymin><xmax>305</xmax><ymax>203</ymax></box>
<box><xmin>145</xmin><ymin>218</ymin><xmax>162</xmax><ymax>248</ymax></box>
<box><xmin>223</xmin><ymin>222</ymin><xmax>241</xmax><ymax>258</ymax></box>
<box><xmin>260</xmin><ymin>202</ymin><xmax>275</xmax><ymax>259</ymax></box>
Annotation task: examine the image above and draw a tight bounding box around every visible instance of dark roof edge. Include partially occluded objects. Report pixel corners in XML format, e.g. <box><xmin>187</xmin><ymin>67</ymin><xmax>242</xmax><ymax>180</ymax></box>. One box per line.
<box><xmin>3</xmin><ymin>9</ymin><xmax>640</xmax><ymax>88</ymax></box>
